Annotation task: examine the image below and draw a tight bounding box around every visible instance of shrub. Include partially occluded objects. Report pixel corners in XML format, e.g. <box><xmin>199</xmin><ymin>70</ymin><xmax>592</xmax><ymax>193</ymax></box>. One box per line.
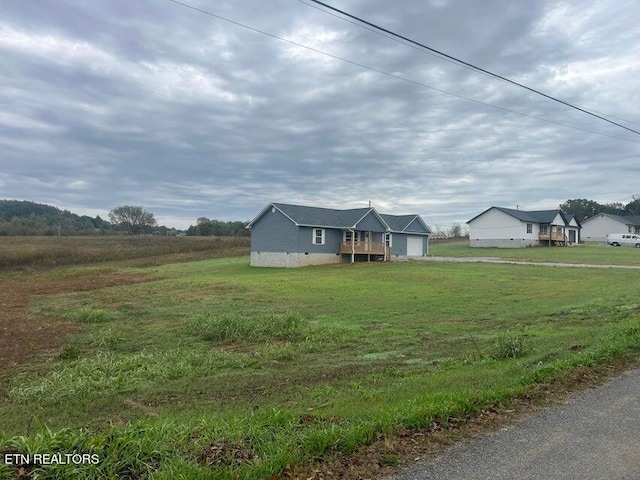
<box><xmin>492</xmin><ymin>331</ymin><xmax>527</xmax><ymax>359</ymax></box>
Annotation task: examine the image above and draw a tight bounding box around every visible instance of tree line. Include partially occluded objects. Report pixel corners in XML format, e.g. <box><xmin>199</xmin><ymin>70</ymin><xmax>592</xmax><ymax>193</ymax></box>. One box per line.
<box><xmin>560</xmin><ymin>196</ymin><xmax>640</xmax><ymax>222</ymax></box>
<box><xmin>186</xmin><ymin>217</ymin><xmax>250</xmax><ymax>237</ymax></box>
<box><xmin>0</xmin><ymin>200</ymin><xmax>111</xmax><ymax>236</ymax></box>
<box><xmin>0</xmin><ymin>200</ymin><xmax>250</xmax><ymax>237</ymax></box>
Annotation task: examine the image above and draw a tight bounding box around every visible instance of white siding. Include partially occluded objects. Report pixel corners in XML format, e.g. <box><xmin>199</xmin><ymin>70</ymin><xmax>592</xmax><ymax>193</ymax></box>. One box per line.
<box><xmin>551</xmin><ymin>213</ymin><xmax>565</xmax><ymax>226</ymax></box>
<box><xmin>582</xmin><ymin>215</ymin><xmax>628</xmax><ymax>242</ymax></box>
<box><xmin>468</xmin><ymin>208</ymin><xmax>538</xmax><ymax>247</ymax></box>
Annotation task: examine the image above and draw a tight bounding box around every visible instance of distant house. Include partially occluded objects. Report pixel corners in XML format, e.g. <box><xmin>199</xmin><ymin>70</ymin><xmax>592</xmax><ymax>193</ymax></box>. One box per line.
<box><xmin>581</xmin><ymin>213</ymin><xmax>640</xmax><ymax>242</ymax></box>
<box><xmin>247</xmin><ymin>202</ymin><xmax>431</xmax><ymax>267</ymax></box>
<box><xmin>467</xmin><ymin>206</ymin><xmax>581</xmax><ymax>248</ymax></box>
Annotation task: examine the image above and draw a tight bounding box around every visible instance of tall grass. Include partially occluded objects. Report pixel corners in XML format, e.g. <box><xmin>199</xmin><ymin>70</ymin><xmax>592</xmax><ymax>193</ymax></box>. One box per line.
<box><xmin>188</xmin><ymin>311</ymin><xmax>307</xmax><ymax>342</ymax></box>
<box><xmin>9</xmin><ymin>349</ymin><xmax>253</xmax><ymax>403</ymax></box>
<box><xmin>0</xmin><ymin>236</ymin><xmax>249</xmax><ymax>269</ymax></box>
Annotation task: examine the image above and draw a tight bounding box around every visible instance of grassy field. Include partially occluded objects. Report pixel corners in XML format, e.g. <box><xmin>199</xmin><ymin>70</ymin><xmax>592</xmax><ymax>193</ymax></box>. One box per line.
<box><xmin>1</xmin><ymin>240</ymin><xmax>640</xmax><ymax>479</ymax></box>
<box><xmin>430</xmin><ymin>240</ymin><xmax>640</xmax><ymax>265</ymax></box>
<box><xmin>0</xmin><ymin>236</ymin><xmax>250</xmax><ymax>269</ymax></box>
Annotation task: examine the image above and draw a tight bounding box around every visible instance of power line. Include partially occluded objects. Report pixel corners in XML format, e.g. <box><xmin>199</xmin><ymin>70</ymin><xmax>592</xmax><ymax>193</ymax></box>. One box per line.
<box><xmin>304</xmin><ymin>0</ymin><xmax>640</xmax><ymax>136</ymax></box>
<box><xmin>299</xmin><ymin>0</ymin><xmax>639</xmax><ymax>128</ymax></box>
<box><xmin>295</xmin><ymin>0</ymin><xmax>488</xmax><ymax>78</ymax></box>
<box><xmin>165</xmin><ymin>0</ymin><xmax>639</xmax><ymax>144</ymax></box>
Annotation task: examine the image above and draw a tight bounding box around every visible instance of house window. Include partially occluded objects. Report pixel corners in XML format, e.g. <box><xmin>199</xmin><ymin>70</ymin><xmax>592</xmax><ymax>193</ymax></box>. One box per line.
<box><xmin>344</xmin><ymin>231</ymin><xmax>361</xmax><ymax>242</ymax></box>
<box><xmin>526</xmin><ymin>223</ymin><xmax>532</xmax><ymax>234</ymax></box>
<box><xmin>312</xmin><ymin>228</ymin><xmax>325</xmax><ymax>245</ymax></box>
<box><xmin>540</xmin><ymin>225</ymin><xmax>548</xmax><ymax>234</ymax></box>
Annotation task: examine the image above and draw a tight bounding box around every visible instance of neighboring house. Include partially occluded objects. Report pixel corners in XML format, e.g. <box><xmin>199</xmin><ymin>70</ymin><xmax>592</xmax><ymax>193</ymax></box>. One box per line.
<box><xmin>581</xmin><ymin>213</ymin><xmax>640</xmax><ymax>242</ymax></box>
<box><xmin>247</xmin><ymin>202</ymin><xmax>431</xmax><ymax>267</ymax></box>
<box><xmin>467</xmin><ymin>206</ymin><xmax>580</xmax><ymax>248</ymax></box>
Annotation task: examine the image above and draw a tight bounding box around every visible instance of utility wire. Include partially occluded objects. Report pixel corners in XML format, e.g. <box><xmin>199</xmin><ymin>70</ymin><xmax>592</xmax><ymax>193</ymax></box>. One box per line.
<box><xmin>165</xmin><ymin>0</ymin><xmax>639</xmax><ymax>144</ymax></box>
<box><xmin>305</xmin><ymin>0</ymin><xmax>640</xmax><ymax>136</ymax></box>
<box><xmin>295</xmin><ymin>0</ymin><xmax>489</xmax><ymax>79</ymax></box>
<box><xmin>299</xmin><ymin>0</ymin><xmax>639</xmax><ymax>128</ymax></box>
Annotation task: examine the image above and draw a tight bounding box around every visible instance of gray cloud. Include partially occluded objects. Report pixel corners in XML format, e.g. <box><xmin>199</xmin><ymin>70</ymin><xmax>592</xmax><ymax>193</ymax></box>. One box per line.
<box><xmin>1</xmin><ymin>0</ymin><xmax>638</xmax><ymax>228</ymax></box>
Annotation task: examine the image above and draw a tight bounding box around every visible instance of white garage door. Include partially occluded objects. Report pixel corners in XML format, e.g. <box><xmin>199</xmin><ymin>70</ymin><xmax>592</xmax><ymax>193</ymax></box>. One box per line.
<box><xmin>407</xmin><ymin>236</ymin><xmax>423</xmax><ymax>256</ymax></box>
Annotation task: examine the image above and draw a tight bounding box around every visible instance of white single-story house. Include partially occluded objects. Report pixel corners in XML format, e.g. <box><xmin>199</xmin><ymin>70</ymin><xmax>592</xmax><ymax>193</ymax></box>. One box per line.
<box><xmin>247</xmin><ymin>202</ymin><xmax>431</xmax><ymax>267</ymax></box>
<box><xmin>467</xmin><ymin>206</ymin><xmax>580</xmax><ymax>248</ymax></box>
<box><xmin>581</xmin><ymin>213</ymin><xmax>640</xmax><ymax>242</ymax></box>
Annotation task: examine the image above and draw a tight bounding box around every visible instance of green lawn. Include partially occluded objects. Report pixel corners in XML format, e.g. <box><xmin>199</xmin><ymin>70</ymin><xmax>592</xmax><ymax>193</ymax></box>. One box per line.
<box><xmin>2</xmin><ymin>257</ymin><xmax>640</xmax><ymax>479</ymax></box>
<box><xmin>430</xmin><ymin>241</ymin><xmax>640</xmax><ymax>265</ymax></box>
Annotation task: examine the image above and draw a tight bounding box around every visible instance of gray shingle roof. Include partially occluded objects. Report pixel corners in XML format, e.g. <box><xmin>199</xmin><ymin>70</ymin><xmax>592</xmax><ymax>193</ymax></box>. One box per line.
<box><xmin>598</xmin><ymin>213</ymin><xmax>640</xmax><ymax>226</ymax></box>
<box><xmin>379</xmin><ymin>214</ymin><xmax>415</xmax><ymax>231</ymax></box>
<box><xmin>272</xmin><ymin>203</ymin><xmax>372</xmax><ymax>228</ymax></box>
<box><xmin>380</xmin><ymin>214</ymin><xmax>432</xmax><ymax>233</ymax></box>
<box><xmin>496</xmin><ymin>207</ymin><xmax>566</xmax><ymax>224</ymax></box>
<box><xmin>248</xmin><ymin>203</ymin><xmax>430</xmax><ymax>234</ymax></box>
<box><xmin>468</xmin><ymin>207</ymin><xmax>569</xmax><ymax>225</ymax></box>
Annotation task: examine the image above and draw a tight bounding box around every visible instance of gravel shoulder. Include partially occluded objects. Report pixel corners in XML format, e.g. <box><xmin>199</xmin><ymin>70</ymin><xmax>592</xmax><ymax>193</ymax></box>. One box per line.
<box><xmin>388</xmin><ymin>368</ymin><xmax>640</xmax><ymax>480</ymax></box>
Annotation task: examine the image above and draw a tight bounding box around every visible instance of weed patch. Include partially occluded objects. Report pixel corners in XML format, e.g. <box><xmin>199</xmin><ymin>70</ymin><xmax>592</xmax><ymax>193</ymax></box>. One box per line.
<box><xmin>187</xmin><ymin>311</ymin><xmax>360</xmax><ymax>350</ymax></box>
<box><xmin>66</xmin><ymin>306</ymin><xmax>115</xmax><ymax>323</ymax></box>
<box><xmin>9</xmin><ymin>349</ymin><xmax>253</xmax><ymax>403</ymax></box>
<box><xmin>58</xmin><ymin>344</ymin><xmax>81</xmax><ymax>360</ymax></box>
<box><xmin>492</xmin><ymin>331</ymin><xmax>528</xmax><ymax>359</ymax></box>
<box><xmin>188</xmin><ymin>311</ymin><xmax>307</xmax><ymax>343</ymax></box>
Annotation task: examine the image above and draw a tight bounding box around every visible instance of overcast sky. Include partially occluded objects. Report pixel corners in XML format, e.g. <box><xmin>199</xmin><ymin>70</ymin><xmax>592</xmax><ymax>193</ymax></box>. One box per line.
<box><xmin>1</xmin><ymin>0</ymin><xmax>638</xmax><ymax>229</ymax></box>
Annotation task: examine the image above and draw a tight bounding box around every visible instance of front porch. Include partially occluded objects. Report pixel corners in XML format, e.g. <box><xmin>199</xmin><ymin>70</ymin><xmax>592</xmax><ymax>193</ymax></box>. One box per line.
<box><xmin>539</xmin><ymin>230</ymin><xmax>567</xmax><ymax>246</ymax></box>
<box><xmin>339</xmin><ymin>241</ymin><xmax>391</xmax><ymax>261</ymax></box>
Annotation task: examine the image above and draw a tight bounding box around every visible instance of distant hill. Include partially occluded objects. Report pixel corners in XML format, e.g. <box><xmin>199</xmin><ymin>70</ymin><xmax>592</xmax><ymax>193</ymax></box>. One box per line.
<box><xmin>0</xmin><ymin>200</ymin><xmax>112</xmax><ymax>236</ymax></box>
<box><xmin>0</xmin><ymin>200</ymin><xmax>247</xmax><ymax>237</ymax></box>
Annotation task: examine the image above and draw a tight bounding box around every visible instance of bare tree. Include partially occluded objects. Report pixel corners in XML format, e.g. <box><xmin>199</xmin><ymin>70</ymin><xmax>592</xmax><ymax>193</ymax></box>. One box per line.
<box><xmin>108</xmin><ymin>205</ymin><xmax>156</xmax><ymax>235</ymax></box>
<box><xmin>429</xmin><ymin>225</ymin><xmax>447</xmax><ymax>239</ymax></box>
<box><xmin>448</xmin><ymin>222</ymin><xmax>462</xmax><ymax>238</ymax></box>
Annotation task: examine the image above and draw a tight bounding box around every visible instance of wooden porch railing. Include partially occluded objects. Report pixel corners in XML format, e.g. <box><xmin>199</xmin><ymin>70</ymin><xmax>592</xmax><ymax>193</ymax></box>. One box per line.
<box><xmin>539</xmin><ymin>231</ymin><xmax>566</xmax><ymax>241</ymax></box>
<box><xmin>340</xmin><ymin>241</ymin><xmax>389</xmax><ymax>256</ymax></box>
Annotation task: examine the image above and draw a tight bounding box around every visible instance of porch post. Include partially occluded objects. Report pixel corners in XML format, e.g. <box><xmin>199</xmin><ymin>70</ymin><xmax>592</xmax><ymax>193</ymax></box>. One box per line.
<box><xmin>350</xmin><ymin>228</ymin><xmax>355</xmax><ymax>263</ymax></box>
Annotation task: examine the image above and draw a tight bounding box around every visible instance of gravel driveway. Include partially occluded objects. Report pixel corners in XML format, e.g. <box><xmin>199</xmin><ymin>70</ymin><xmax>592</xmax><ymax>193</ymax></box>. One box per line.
<box><xmin>388</xmin><ymin>368</ymin><xmax>640</xmax><ymax>480</ymax></box>
<box><xmin>418</xmin><ymin>256</ymin><xmax>640</xmax><ymax>269</ymax></box>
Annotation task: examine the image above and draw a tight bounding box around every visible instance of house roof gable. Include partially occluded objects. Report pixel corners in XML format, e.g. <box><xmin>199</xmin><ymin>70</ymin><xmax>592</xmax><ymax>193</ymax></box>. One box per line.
<box><xmin>566</xmin><ymin>214</ymin><xmax>581</xmax><ymax>227</ymax></box>
<box><xmin>353</xmin><ymin>209</ymin><xmax>389</xmax><ymax>231</ymax></box>
<box><xmin>381</xmin><ymin>214</ymin><xmax>432</xmax><ymax>234</ymax></box>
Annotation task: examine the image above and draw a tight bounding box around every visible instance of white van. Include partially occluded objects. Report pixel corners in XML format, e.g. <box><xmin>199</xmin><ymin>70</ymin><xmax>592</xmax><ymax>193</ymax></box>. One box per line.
<box><xmin>606</xmin><ymin>233</ymin><xmax>640</xmax><ymax>247</ymax></box>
